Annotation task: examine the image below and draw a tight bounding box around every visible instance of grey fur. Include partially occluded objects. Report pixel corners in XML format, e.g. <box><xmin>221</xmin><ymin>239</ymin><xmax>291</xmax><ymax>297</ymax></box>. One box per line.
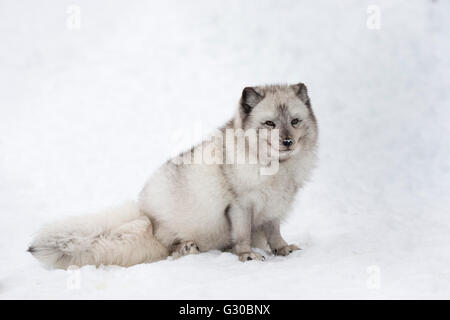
<box><xmin>29</xmin><ymin>83</ymin><xmax>318</xmax><ymax>268</ymax></box>
<box><xmin>139</xmin><ymin>83</ymin><xmax>318</xmax><ymax>262</ymax></box>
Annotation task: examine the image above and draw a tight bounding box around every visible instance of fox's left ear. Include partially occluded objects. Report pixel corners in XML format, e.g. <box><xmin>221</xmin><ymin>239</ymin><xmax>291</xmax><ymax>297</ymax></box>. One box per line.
<box><xmin>240</xmin><ymin>87</ymin><xmax>264</xmax><ymax>114</ymax></box>
<box><xmin>292</xmin><ymin>83</ymin><xmax>311</xmax><ymax>108</ymax></box>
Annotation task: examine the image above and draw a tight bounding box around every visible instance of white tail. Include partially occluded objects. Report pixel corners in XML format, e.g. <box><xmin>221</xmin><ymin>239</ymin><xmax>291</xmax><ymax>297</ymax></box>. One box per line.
<box><xmin>28</xmin><ymin>201</ymin><xmax>169</xmax><ymax>269</ymax></box>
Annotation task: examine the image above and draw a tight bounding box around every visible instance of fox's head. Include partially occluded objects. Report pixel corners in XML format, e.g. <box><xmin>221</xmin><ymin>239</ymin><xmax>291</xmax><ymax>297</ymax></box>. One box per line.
<box><xmin>235</xmin><ymin>83</ymin><xmax>318</xmax><ymax>161</ymax></box>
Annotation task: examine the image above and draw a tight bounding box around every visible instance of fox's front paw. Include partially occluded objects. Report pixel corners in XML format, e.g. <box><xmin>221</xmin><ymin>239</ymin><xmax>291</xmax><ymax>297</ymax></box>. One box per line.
<box><xmin>238</xmin><ymin>252</ymin><xmax>265</xmax><ymax>262</ymax></box>
<box><xmin>272</xmin><ymin>244</ymin><xmax>301</xmax><ymax>256</ymax></box>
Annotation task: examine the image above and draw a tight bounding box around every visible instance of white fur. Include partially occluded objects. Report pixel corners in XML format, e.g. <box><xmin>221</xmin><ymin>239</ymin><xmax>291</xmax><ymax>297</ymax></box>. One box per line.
<box><xmin>29</xmin><ymin>201</ymin><xmax>168</xmax><ymax>268</ymax></box>
<box><xmin>29</xmin><ymin>84</ymin><xmax>318</xmax><ymax>268</ymax></box>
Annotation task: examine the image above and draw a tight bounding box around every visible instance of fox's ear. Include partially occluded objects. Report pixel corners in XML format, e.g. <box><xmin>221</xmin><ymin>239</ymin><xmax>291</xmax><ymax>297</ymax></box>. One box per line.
<box><xmin>292</xmin><ymin>83</ymin><xmax>311</xmax><ymax>108</ymax></box>
<box><xmin>240</xmin><ymin>87</ymin><xmax>264</xmax><ymax>114</ymax></box>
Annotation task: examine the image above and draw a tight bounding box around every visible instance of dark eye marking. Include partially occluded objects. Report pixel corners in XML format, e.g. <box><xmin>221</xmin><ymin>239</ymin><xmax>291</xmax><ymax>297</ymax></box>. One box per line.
<box><xmin>264</xmin><ymin>121</ymin><xmax>276</xmax><ymax>128</ymax></box>
<box><xmin>291</xmin><ymin>118</ymin><xmax>301</xmax><ymax>126</ymax></box>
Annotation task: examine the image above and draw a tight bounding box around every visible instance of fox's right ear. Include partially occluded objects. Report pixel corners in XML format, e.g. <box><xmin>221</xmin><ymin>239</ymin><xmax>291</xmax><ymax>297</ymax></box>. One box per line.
<box><xmin>292</xmin><ymin>83</ymin><xmax>311</xmax><ymax>108</ymax></box>
<box><xmin>240</xmin><ymin>87</ymin><xmax>264</xmax><ymax>114</ymax></box>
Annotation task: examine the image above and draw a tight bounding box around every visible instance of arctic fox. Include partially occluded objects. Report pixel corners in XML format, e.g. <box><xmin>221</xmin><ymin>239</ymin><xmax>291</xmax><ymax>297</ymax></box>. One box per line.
<box><xmin>28</xmin><ymin>83</ymin><xmax>318</xmax><ymax>268</ymax></box>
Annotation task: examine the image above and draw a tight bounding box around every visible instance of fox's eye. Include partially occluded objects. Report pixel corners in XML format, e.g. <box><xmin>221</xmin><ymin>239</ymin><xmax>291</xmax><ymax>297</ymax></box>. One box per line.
<box><xmin>291</xmin><ymin>118</ymin><xmax>301</xmax><ymax>126</ymax></box>
<box><xmin>265</xmin><ymin>121</ymin><xmax>276</xmax><ymax>127</ymax></box>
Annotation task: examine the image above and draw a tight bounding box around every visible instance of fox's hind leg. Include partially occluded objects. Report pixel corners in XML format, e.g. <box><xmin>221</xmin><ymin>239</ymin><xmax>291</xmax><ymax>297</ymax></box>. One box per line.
<box><xmin>171</xmin><ymin>240</ymin><xmax>200</xmax><ymax>258</ymax></box>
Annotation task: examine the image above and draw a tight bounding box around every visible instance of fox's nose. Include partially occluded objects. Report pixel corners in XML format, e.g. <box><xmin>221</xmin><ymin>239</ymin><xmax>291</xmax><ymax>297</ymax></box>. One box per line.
<box><xmin>282</xmin><ymin>138</ymin><xmax>293</xmax><ymax>147</ymax></box>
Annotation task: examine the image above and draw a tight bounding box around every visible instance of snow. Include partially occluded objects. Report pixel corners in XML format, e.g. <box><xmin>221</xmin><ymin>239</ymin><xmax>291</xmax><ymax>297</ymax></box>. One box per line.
<box><xmin>1</xmin><ymin>0</ymin><xmax>450</xmax><ymax>299</ymax></box>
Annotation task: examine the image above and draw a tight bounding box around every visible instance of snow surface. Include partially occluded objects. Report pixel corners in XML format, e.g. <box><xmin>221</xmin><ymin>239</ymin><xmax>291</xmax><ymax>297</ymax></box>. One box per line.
<box><xmin>1</xmin><ymin>0</ymin><xmax>450</xmax><ymax>299</ymax></box>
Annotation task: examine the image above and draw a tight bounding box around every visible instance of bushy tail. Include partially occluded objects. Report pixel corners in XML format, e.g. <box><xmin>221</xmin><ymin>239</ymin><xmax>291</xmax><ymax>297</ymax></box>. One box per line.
<box><xmin>28</xmin><ymin>201</ymin><xmax>168</xmax><ymax>269</ymax></box>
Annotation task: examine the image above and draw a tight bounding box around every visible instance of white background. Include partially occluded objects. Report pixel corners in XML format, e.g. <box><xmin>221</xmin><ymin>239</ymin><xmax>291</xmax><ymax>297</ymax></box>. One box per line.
<box><xmin>0</xmin><ymin>0</ymin><xmax>449</xmax><ymax>299</ymax></box>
